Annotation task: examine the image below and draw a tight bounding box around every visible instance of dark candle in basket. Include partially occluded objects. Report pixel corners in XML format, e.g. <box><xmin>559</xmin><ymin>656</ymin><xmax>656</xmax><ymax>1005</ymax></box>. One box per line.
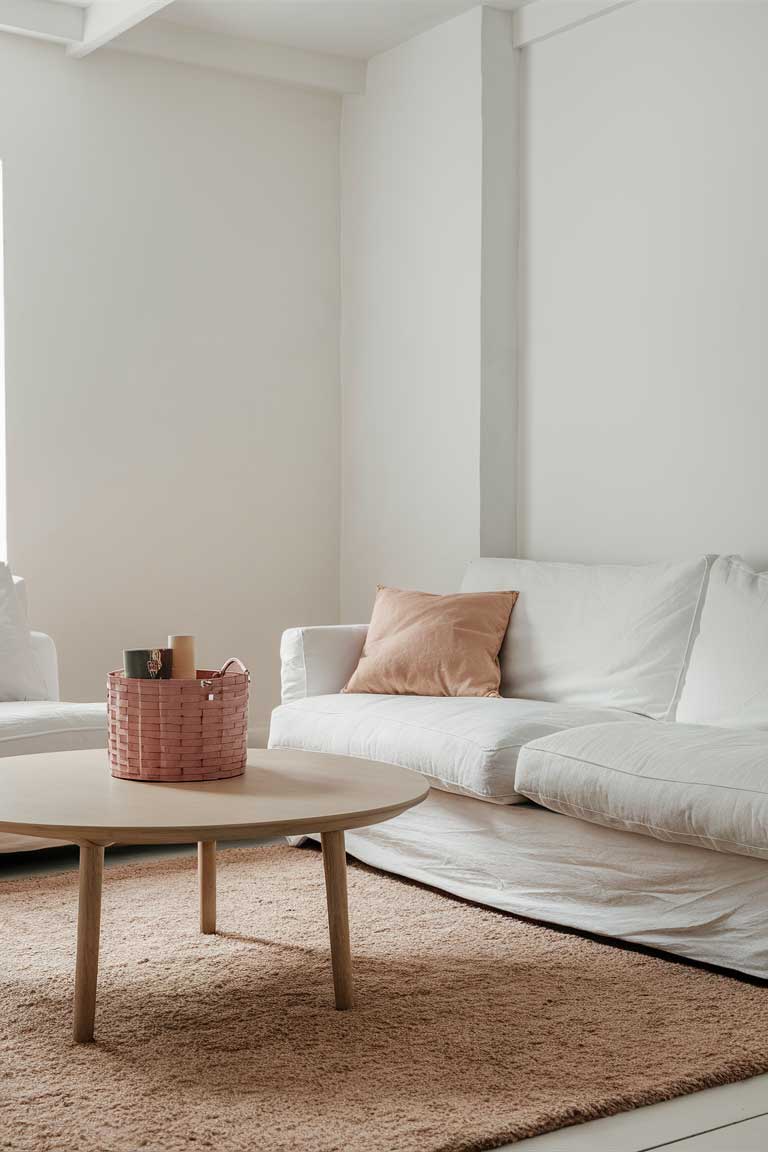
<box><xmin>123</xmin><ymin>648</ymin><xmax>173</xmax><ymax>680</ymax></box>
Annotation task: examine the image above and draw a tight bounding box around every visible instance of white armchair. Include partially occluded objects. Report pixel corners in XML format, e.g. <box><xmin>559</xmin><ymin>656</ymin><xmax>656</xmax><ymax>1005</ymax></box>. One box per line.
<box><xmin>0</xmin><ymin>621</ymin><xmax>107</xmax><ymax>854</ymax></box>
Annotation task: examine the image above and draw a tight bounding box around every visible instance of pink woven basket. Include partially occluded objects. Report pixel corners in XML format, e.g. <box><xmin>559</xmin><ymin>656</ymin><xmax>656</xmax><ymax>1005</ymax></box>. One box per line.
<box><xmin>108</xmin><ymin>658</ymin><xmax>249</xmax><ymax>782</ymax></box>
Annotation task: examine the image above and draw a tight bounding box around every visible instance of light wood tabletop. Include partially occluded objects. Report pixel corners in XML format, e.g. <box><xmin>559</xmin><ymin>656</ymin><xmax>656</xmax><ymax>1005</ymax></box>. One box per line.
<box><xmin>0</xmin><ymin>748</ymin><xmax>429</xmax><ymax>1043</ymax></box>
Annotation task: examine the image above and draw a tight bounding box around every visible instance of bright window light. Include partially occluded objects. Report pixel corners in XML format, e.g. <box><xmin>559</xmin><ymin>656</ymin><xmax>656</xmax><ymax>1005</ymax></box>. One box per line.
<box><xmin>0</xmin><ymin>162</ymin><xmax>6</xmax><ymax>561</ymax></box>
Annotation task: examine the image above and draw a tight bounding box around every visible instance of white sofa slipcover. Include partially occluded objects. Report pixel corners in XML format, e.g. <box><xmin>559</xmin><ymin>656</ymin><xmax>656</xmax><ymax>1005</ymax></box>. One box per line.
<box><xmin>273</xmin><ymin>556</ymin><xmax>713</xmax><ymax>801</ymax></box>
<box><xmin>270</xmin><ymin>554</ymin><xmax>768</xmax><ymax>976</ymax></box>
<box><xmin>328</xmin><ymin>787</ymin><xmax>768</xmax><ymax>979</ymax></box>
<box><xmin>269</xmin><ymin>693</ymin><xmax>642</xmax><ymax>803</ymax></box>
<box><xmin>516</xmin><ymin>720</ymin><xmax>768</xmax><ymax>861</ymax></box>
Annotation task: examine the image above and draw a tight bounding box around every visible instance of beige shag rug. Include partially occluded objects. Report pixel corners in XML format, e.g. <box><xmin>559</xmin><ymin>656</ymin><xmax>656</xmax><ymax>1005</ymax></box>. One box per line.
<box><xmin>2</xmin><ymin>844</ymin><xmax>768</xmax><ymax>1152</ymax></box>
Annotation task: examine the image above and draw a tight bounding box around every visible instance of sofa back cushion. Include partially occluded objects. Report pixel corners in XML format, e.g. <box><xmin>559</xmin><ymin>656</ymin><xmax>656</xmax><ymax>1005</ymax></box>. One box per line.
<box><xmin>677</xmin><ymin>556</ymin><xmax>768</xmax><ymax>727</ymax></box>
<box><xmin>461</xmin><ymin>556</ymin><xmax>711</xmax><ymax>719</ymax></box>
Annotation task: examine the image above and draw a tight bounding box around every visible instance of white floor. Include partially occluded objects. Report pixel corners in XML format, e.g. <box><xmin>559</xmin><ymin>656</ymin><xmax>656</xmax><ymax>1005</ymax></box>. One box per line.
<box><xmin>3</xmin><ymin>844</ymin><xmax>767</xmax><ymax>1152</ymax></box>
<box><xmin>511</xmin><ymin>1074</ymin><xmax>768</xmax><ymax>1150</ymax></box>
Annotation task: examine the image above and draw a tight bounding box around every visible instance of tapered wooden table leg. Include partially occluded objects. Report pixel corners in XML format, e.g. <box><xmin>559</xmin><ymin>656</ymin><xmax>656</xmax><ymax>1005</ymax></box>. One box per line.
<box><xmin>198</xmin><ymin>841</ymin><xmax>216</xmax><ymax>934</ymax></box>
<box><xmin>73</xmin><ymin>843</ymin><xmax>104</xmax><ymax>1043</ymax></box>
<box><xmin>321</xmin><ymin>829</ymin><xmax>355</xmax><ymax>1010</ymax></box>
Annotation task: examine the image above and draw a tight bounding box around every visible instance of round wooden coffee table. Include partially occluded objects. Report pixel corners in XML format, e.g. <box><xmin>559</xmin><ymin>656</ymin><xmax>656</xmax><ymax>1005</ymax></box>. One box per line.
<box><xmin>0</xmin><ymin>747</ymin><xmax>428</xmax><ymax>1042</ymax></box>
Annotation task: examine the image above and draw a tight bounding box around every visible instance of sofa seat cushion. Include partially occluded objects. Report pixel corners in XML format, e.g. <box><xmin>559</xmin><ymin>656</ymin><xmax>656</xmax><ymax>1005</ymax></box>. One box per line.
<box><xmin>0</xmin><ymin>701</ymin><xmax>107</xmax><ymax>757</ymax></box>
<box><xmin>516</xmin><ymin>721</ymin><xmax>768</xmax><ymax>860</ymax></box>
<box><xmin>268</xmin><ymin>694</ymin><xmax>642</xmax><ymax>804</ymax></box>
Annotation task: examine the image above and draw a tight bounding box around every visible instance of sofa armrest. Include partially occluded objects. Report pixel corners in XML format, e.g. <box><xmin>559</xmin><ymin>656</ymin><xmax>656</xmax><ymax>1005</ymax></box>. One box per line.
<box><xmin>30</xmin><ymin>631</ymin><xmax>60</xmax><ymax>701</ymax></box>
<box><xmin>280</xmin><ymin>625</ymin><xmax>368</xmax><ymax>704</ymax></box>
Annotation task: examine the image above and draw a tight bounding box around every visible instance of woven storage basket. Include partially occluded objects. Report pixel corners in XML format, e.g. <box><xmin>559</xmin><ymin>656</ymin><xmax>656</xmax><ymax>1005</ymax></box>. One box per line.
<box><xmin>108</xmin><ymin>658</ymin><xmax>249</xmax><ymax>782</ymax></box>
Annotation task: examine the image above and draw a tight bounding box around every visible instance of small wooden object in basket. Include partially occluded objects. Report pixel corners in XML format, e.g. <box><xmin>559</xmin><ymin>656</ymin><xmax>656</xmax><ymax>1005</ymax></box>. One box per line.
<box><xmin>108</xmin><ymin>658</ymin><xmax>249</xmax><ymax>782</ymax></box>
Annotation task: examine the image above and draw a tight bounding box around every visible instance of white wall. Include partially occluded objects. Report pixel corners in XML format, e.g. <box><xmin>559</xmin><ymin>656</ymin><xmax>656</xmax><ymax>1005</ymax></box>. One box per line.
<box><xmin>480</xmin><ymin>8</ymin><xmax>520</xmax><ymax>559</ymax></box>
<box><xmin>0</xmin><ymin>33</ymin><xmax>341</xmax><ymax>721</ymax></box>
<box><xmin>8</xmin><ymin>0</ymin><xmax>761</xmax><ymax>716</ymax></box>
<box><xmin>519</xmin><ymin>0</ymin><xmax>768</xmax><ymax>569</ymax></box>
<box><xmin>340</xmin><ymin>8</ymin><xmax>482</xmax><ymax>623</ymax></box>
<box><xmin>340</xmin><ymin>7</ymin><xmax>518</xmax><ymax>622</ymax></box>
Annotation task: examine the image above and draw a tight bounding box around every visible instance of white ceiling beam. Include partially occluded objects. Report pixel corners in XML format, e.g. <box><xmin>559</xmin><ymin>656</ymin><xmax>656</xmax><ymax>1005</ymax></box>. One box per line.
<box><xmin>513</xmin><ymin>0</ymin><xmax>637</xmax><ymax>48</ymax></box>
<box><xmin>0</xmin><ymin>0</ymin><xmax>364</xmax><ymax>94</ymax></box>
<box><xmin>67</xmin><ymin>0</ymin><xmax>176</xmax><ymax>58</ymax></box>
<box><xmin>110</xmin><ymin>18</ymin><xmax>366</xmax><ymax>95</ymax></box>
<box><xmin>0</xmin><ymin>0</ymin><xmax>83</xmax><ymax>44</ymax></box>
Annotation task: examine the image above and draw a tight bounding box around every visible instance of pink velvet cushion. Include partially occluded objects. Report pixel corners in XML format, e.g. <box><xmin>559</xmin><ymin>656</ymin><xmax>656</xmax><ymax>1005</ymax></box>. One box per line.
<box><xmin>343</xmin><ymin>586</ymin><xmax>518</xmax><ymax>698</ymax></box>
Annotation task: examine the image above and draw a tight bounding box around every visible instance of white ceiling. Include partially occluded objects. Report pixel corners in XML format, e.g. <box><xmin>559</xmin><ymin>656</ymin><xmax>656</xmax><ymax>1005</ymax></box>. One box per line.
<box><xmin>159</xmin><ymin>0</ymin><xmax>528</xmax><ymax>61</ymax></box>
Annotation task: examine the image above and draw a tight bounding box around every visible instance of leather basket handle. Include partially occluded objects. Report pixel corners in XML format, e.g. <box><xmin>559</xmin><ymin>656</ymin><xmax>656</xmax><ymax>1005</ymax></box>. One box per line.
<box><xmin>200</xmin><ymin>659</ymin><xmax>250</xmax><ymax>689</ymax></box>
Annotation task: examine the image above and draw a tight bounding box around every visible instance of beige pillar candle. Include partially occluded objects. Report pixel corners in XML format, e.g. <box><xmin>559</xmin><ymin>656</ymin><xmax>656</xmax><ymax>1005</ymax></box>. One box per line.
<box><xmin>169</xmin><ymin>635</ymin><xmax>196</xmax><ymax>680</ymax></box>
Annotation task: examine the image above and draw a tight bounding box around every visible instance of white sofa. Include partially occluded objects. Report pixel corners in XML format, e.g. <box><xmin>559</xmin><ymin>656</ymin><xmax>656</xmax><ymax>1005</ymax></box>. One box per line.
<box><xmin>270</xmin><ymin>555</ymin><xmax>768</xmax><ymax>978</ymax></box>
<box><xmin>0</xmin><ymin>629</ymin><xmax>107</xmax><ymax>853</ymax></box>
